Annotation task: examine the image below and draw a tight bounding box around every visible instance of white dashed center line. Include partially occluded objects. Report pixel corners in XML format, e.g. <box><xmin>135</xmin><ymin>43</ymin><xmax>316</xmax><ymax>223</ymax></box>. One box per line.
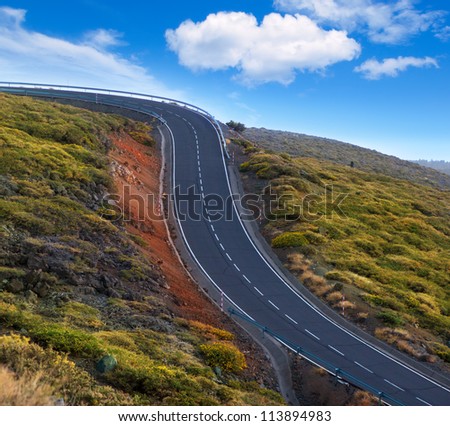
<box><xmin>354</xmin><ymin>361</ymin><xmax>373</xmax><ymax>374</ymax></box>
<box><xmin>226</xmin><ymin>253</ymin><xmax>232</xmax><ymax>261</ymax></box>
<box><xmin>254</xmin><ymin>287</ymin><xmax>264</xmax><ymax>296</ymax></box>
<box><xmin>328</xmin><ymin>345</ymin><xmax>345</xmax><ymax>356</ymax></box>
<box><xmin>214</xmin><ymin>233</ymin><xmax>219</xmax><ymax>241</ymax></box>
<box><xmin>268</xmin><ymin>300</ymin><xmax>280</xmax><ymax>310</ymax></box>
<box><xmin>384</xmin><ymin>379</ymin><xmax>405</xmax><ymax>392</ymax></box>
<box><xmin>416</xmin><ymin>397</ymin><xmax>432</xmax><ymax>406</ymax></box>
<box><xmin>233</xmin><ymin>264</ymin><xmax>241</xmax><ymax>272</ymax></box>
<box><xmin>285</xmin><ymin>314</ymin><xmax>298</xmax><ymax>325</ymax></box>
<box><xmin>305</xmin><ymin>329</ymin><xmax>320</xmax><ymax>340</ymax></box>
<box><xmin>242</xmin><ymin>275</ymin><xmax>251</xmax><ymax>283</ymax></box>
<box><xmin>219</xmin><ymin>243</ymin><xmax>225</xmax><ymax>251</ymax></box>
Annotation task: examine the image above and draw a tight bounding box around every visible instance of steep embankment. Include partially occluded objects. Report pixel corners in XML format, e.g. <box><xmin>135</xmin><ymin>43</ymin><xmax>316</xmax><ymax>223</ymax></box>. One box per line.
<box><xmin>231</xmin><ymin>137</ymin><xmax>450</xmax><ymax>369</ymax></box>
<box><xmin>0</xmin><ymin>94</ymin><xmax>284</xmax><ymax>405</ymax></box>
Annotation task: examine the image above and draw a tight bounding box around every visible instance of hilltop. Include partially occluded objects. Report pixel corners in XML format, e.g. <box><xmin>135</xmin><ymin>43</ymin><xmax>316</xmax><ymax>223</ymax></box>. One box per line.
<box><xmin>228</xmin><ymin>127</ymin><xmax>450</xmax><ymax>189</ymax></box>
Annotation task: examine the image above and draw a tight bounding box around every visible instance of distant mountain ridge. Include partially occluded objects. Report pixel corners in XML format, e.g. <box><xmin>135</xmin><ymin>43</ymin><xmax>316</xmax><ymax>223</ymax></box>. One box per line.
<box><xmin>413</xmin><ymin>160</ymin><xmax>450</xmax><ymax>176</ymax></box>
<box><xmin>228</xmin><ymin>126</ymin><xmax>450</xmax><ymax>189</ymax></box>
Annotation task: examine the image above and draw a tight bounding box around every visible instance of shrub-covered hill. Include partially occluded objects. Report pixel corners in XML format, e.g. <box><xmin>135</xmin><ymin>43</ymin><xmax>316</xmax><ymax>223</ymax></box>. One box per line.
<box><xmin>234</xmin><ymin>139</ymin><xmax>450</xmax><ymax>365</ymax></box>
<box><xmin>0</xmin><ymin>94</ymin><xmax>283</xmax><ymax>406</ymax></box>
<box><xmin>230</xmin><ymin>127</ymin><xmax>450</xmax><ymax>189</ymax></box>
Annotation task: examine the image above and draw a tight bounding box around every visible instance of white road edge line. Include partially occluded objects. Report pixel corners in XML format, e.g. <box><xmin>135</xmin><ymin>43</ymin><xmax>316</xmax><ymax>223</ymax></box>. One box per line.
<box><xmin>285</xmin><ymin>314</ymin><xmax>298</xmax><ymax>325</ymax></box>
<box><xmin>254</xmin><ymin>287</ymin><xmax>264</xmax><ymax>296</ymax></box>
<box><xmin>354</xmin><ymin>361</ymin><xmax>374</xmax><ymax>374</ymax></box>
<box><xmin>268</xmin><ymin>300</ymin><xmax>280</xmax><ymax>310</ymax></box>
<box><xmin>305</xmin><ymin>329</ymin><xmax>320</xmax><ymax>340</ymax></box>
<box><xmin>328</xmin><ymin>345</ymin><xmax>345</xmax><ymax>356</ymax></box>
<box><xmin>243</xmin><ymin>275</ymin><xmax>251</xmax><ymax>283</ymax></box>
<box><xmin>384</xmin><ymin>379</ymin><xmax>405</xmax><ymax>392</ymax></box>
<box><xmin>416</xmin><ymin>397</ymin><xmax>432</xmax><ymax>406</ymax></box>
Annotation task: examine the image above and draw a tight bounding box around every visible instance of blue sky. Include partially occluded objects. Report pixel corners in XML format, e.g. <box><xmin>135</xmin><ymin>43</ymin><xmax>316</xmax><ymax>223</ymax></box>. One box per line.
<box><xmin>1</xmin><ymin>0</ymin><xmax>449</xmax><ymax>160</ymax></box>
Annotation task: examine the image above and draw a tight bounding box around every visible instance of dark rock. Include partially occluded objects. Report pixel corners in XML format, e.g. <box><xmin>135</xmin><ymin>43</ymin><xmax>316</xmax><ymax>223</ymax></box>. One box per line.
<box><xmin>122</xmin><ymin>291</ymin><xmax>143</xmax><ymax>302</ymax></box>
<box><xmin>33</xmin><ymin>282</ymin><xmax>50</xmax><ymax>298</ymax></box>
<box><xmin>106</xmin><ymin>288</ymin><xmax>121</xmax><ymax>298</ymax></box>
<box><xmin>79</xmin><ymin>286</ymin><xmax>96</xmax><ymax>295</ymax></box>
<box><xmin>96</xmin><ymin>355</ymin><xmax>117</xmax><ymax>374</ymax></box>
<box><xmin>24</xmin><ymin>290</ymin><xmax>38</xmax><ymax>303</ymax></box>
<box><xmin>6</xmin><ymin>279</ymin><xmax>24</xmax><ymax>294</ymax></box>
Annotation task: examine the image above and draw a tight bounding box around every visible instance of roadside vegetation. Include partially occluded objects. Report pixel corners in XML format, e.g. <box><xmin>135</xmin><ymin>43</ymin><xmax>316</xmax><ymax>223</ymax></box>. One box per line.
<box><xmin>234</xmin><ymin>138</ymin><xmax>450</xmax><ymax>365</ymax></box>
<box><xmin>0</xmin><ymin>94</ymin><xmax>283</xmax><ymax>405</ymax></box>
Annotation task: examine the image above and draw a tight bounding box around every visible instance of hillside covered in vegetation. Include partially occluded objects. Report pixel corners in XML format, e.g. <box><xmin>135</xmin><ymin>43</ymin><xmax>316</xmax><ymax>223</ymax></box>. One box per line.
<box><xmin>0</xmin><ymin>94</ymin><xmax>284</xmax><ymax>406</ymax></box>
<box><xmin>233</xmin><ymin>138</ymin><xmax>450</xmax><ymax>366</ymax></box>
<box><xmin>230</xmin><ymin>127</ymin><xmax>450</xmax><ymax>189</ymax></box>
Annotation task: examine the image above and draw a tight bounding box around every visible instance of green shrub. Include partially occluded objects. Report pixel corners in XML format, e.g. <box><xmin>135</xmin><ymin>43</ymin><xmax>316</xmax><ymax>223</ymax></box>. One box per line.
<box><xmin>199</xmin><ymin>342</ymin><xmax>247</xmax><ymax>373</ymax></box>
<box><xmin>377</xmin><ymin>311</ymin><xmax>405</xmax><ymax>327</ymax></box>
<box><xmin>272</xmin><ymin>232</ymin><xmax>308</xmax><ymax>248</ymax></box>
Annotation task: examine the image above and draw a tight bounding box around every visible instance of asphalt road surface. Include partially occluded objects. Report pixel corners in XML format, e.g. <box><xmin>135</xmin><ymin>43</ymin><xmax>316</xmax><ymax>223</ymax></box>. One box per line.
<box><xmin>1</xmin><ymin>85</ymin><xmax>449</xmax><ymax>406</ymax></box>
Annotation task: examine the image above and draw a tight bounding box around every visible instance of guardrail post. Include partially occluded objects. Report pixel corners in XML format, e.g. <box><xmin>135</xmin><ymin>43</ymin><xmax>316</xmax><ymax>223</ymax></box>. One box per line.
<box><xmin>335</xmin><ymin>368</ymin><xmax>341</xmax><ymax>384</ymax></box>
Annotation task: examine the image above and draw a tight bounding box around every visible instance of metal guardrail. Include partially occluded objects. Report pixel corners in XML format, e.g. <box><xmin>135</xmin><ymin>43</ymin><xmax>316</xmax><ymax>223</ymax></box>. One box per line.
<box><xmin>0</xmin><ymin>81</ymin><xmax>229</xmax><ymax>158</ymax></box>
<box><xmin>228</xmin><ymin>308</ymin><xmax>406</xmax><ymax>406</ymax></box>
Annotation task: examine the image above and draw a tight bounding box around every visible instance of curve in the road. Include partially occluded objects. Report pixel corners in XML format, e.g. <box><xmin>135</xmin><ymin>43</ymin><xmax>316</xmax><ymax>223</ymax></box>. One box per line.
<box><xmin>1</xmin><ymin>84</ymin><xmax>449</xmax><ymax>406</ymax></box>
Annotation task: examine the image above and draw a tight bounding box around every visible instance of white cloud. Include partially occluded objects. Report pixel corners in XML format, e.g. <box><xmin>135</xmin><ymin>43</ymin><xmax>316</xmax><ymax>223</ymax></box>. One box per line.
<box><xmin>435</xmin><ymin>25</ymin><xmax>450</xmax><ymax>41</ymax></box>
<box><xmin>274</xmin><ymin>0</ymin><xmax>444</xmax><ymax>43</ymax></box>
<box><xmin>354</xmin><ymin>56</ymin><xmax>438</xmax><ymax>79</ymax></box>
<box><xmin>0</xmin><ymin>7</ymin><xmax>178</xmax><ymax>97</ymax></box>
<box><xmin>83</xmin><ymin>29</ymin><xmax>125</xmax><ymax>50</ymax></box>
<box><xmin>165</xmin><ymin>12</ymin><xmax>361</xmax><ymax>85</ymax></box>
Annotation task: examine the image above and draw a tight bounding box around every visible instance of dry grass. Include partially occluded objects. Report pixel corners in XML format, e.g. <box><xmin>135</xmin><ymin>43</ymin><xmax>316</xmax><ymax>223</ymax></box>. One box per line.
<box><xmin>0</xmin><ymin>366</ymin><xmax>53</xmax><ymax>406</ymax></box>
<box><xmin>396</xmin><ymin>340</ymin><xmax>421</xmax><ymax>358</ymax></box>
<box><xmin>287</xmin><ymin>253</ymin><xmax>310</xmax><ymax>273</ymax></box>
<box><xmin>351</xmin><ymin>390</ymin><xmax>377</xmax><ymax>406</ymax></box>
<box><xmin>326</xmin><ymin>291</ymin><xmax>344</xmax><ymax>303</ymax></box>
<box><xmin>374</xmin><ymin>327</ymin><xmax>411</xmax><ymax>344</ymax></box>
<box><xmin>336</xmin><ymin>300</ymin><xmax>356</xmax><ymax>310</ymax></box>
<box><xmin>356</xmin><ymin>312</ymin><xmax>369</xmax><ymax>321</ymax></box>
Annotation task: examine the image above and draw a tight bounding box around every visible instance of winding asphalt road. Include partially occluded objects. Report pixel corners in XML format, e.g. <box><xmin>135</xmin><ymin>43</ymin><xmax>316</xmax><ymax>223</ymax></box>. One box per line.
<box><xmin>1</xmin><ymin>85</ymin><xmax>449</xmax><ymax>406</ymax></box>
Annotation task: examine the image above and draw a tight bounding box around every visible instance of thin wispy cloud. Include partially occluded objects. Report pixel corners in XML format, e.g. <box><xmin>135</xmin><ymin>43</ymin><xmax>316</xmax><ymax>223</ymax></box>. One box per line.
<box><xmin>354</xmin><ymin>56</ymin><xmax>438</xmax><ymax>79</ymax></box>
<box><xmin>0</xmin><ymin>6</ymin><xmax>179</xmax><ymax>97</ymax></box>
<box><xmin>83</xmin><ymin>29</ymin><xmax>125</xmax><ymax>50</ymax></box>
<box><xmin>274</xmin><ymin>0</ymin><xmax>445</xmax><ymax>44</ymax></box>
<box><xmin>166</xmin><ymin>12</ymin><xmax>361</xmax><ymax>85</ymax></box>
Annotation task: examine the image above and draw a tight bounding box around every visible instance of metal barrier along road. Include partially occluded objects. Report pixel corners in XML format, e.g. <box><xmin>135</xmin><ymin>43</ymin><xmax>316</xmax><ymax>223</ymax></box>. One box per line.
<box><xmin>228</xmin><ymin>308</ymin><xmax>406</xmax><ymax>406</ymax></box>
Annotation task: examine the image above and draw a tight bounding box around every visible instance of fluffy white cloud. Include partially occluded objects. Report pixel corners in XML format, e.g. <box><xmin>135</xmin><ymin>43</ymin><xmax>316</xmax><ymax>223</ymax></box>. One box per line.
<box><xmin>354</xmin><ymin>56</ymin><xmax>438</xmax><ymax>79</ymax></box>
<box><xmin>0</xmin><ymin>7</ymin><xmax>178</xmax><ymax>97</ymax></box>
<box><xmin>166</xmin><ymin>12</ymin><xmax>361</xmax><ymax>85</ymax></box>
<box><xmin>274</xmin><ymin>0</ymin><xmax>444</xmax><ymax>43</ymax></box>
